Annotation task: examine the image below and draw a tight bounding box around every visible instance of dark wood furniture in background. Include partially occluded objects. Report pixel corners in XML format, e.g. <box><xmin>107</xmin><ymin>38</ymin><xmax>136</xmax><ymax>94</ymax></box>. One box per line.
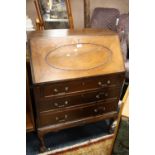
<box><xmin>28</xmin><ymin>29</ymin><xmax>125</xmax><ymax>152</ymax></box>
<box><xmin>26</xmin><ymin>68</ymin><xmax>35</xmax><ymax>132</ymax></box>
<box><xmin>84</xmin><ymin>0</ymin><xmax>90</xmax><ymax>28</ymax></box>
<box><xmin>26</xmin><ymin>38</ymin><xmax>35</xmax><ymax>132</ymax></box>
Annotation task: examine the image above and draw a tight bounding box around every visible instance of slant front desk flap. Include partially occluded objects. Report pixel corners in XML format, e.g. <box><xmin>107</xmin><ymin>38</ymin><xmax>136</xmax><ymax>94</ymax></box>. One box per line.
<box><xmin>29</xmin><ymin>29</ymin><xmax>125</xmax><ymax>84</ymax></box>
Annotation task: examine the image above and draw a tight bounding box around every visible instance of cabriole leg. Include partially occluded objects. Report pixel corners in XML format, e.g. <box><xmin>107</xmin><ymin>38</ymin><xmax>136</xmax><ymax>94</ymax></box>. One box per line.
<box><xmin>38</xmin><ymin>132</ymin><xmax>46</xmax><ymax>152</ymax></box>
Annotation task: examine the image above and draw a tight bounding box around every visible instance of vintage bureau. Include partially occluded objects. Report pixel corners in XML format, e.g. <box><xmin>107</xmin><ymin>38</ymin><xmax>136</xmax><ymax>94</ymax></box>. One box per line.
<box><xmin>29</xmin><ymin>29</ymin><xmax>125</xmax><ymax>152</ymax></box>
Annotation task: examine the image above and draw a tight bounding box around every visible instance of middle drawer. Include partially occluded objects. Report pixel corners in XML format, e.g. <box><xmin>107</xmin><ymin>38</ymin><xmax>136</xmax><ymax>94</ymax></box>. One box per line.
<box><xmin>38</xmin><ymin>86</ymin><xmax>121</xmax><ymax>112</ymax></box>
<box><xmin>39</xmin><ymin>99</ymin><xmax>118</xmax><ymax>127</ymax></box>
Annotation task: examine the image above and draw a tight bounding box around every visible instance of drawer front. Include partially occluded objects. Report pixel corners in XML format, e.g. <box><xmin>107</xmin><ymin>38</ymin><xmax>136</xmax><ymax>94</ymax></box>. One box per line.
<box><xmin>36</xmin><ymin>73</ymin><xmax>124</xmax><ymax>100</ymax></box>
<box><xmin>39</xmin><ymin>99</ymin><xmax>118</xmax><ymax>127</ymax></box>
<box><xmin>39</xmin><ymin>86</ymin><xmax>121</xmax><ymax>112</ymax></box>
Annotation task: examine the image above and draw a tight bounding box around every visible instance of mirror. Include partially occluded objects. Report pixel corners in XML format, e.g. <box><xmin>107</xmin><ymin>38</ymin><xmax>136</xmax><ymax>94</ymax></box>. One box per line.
<box><xmin>34</xmin><ymin>0</ymin><xmax>74</xmax><ymax>29</ymax></box>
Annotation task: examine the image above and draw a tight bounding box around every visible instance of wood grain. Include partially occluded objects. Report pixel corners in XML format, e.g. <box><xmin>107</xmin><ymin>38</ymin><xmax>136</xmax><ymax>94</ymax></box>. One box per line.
<box><xmin>29</xmin><ymin>29</ymin><xmax>125</xmax><ymax>152</ymax></box>
<box><xmin>65</xmin><ymin>0</ymin><xmax>74</xmax><ymax>29</ymax></box>
<box><xmin>29</xmin><ymin>29</ymin><xmax>125</xmax><ymax>84</ymax></box>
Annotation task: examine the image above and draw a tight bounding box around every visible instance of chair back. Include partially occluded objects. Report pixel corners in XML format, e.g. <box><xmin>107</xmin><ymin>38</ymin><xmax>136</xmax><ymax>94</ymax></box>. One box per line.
<box><xmin>90</xmin><ymin>8</ymin><xmax>120</xmax><ymax>31</ymax></box>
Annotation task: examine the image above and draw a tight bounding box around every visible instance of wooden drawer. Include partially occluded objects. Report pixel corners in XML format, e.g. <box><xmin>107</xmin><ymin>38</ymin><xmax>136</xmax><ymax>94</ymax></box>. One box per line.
<box><xmin>38</xmin><ymin>86</ymin><xmax>121</xmax><ymax>112</ymax></box>
<box><xmin>35</xmin><ymin>73</ymin><xmax>124</xmax><ymax>101</ymax></box>
<box><xmin>39</xmin><ymin>99</ymin><xmax>118</xmax><ymax>127</ymax></box>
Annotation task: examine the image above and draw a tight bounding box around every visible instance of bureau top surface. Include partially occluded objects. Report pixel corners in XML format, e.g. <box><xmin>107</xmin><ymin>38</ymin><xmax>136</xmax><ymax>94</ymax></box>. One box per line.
<box><xmin>29</xmin><ymin>29</ymin><xmax>125</xmax><ymax>84</ymax></box>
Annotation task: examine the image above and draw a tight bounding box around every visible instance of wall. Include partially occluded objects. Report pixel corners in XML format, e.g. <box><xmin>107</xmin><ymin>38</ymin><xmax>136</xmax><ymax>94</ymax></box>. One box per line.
<box><xmin>26</xmin><ymin>0</ymin><xmax>129</xmax><ymax>29</ymax></box>
<box><xmin>72</xmin><ymin>0</ymin><xmax>129</xmax><ymax>29</ymax></box>
<box><xmin>70</xmin><ymin>0</ymin><xmax>84</xmax><ymax>29</ymax></box>
<box><xmin>26</xmin><ymin>0</ymin><xmax>37</xmax><ymax>28</ymax></box>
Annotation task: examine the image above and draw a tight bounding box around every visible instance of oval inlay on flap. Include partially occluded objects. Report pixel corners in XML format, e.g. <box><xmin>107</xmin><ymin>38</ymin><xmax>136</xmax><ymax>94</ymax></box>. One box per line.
<box><xmin>45</xmin><ymin>43</ymin><xmax>112</xmax><ymax>71</ymax></box>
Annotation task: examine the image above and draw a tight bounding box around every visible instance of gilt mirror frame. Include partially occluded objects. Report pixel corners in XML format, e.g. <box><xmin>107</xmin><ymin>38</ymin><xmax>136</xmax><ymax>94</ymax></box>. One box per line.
<box><xmin>34</xmin><ymin>0</ymin><xmax>74</xmax><ymax>30</ymax></box>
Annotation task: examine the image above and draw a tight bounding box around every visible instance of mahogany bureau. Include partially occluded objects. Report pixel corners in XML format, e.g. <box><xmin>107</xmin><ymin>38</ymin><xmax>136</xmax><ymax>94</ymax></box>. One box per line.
<box><xmin>29</xmin><ymin>29</ymin><xmax>125</xmax><ymax>152</ymax></box>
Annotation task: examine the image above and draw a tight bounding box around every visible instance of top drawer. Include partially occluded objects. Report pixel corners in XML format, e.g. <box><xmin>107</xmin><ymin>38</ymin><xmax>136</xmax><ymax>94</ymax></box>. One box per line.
<box><xmin>34</xmin><ymin>73</ymin><xmax>124</xmax><ymax>100</ymax></box>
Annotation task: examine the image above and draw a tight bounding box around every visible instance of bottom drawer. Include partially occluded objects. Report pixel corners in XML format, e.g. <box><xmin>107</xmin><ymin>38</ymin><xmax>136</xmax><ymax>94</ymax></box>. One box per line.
<box><xmin>39</xmin><ymin>99</ymin><xmax>118</xmax><ymax>127</ymax></box>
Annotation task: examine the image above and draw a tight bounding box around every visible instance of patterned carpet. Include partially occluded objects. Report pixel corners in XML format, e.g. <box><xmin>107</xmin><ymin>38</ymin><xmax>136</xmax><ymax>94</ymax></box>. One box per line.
<box><xmin>41</xmin><ymin>135</ymin><xmax>114</xmax><ymax>155</ymax></box>
<box><xmin>27</xmin><ymin>119</ymin><xmax>129</xmax><ymax>155</ymax></box>
<box><xmin>113</xmin><ymin>118</ymin><xmax>129</xmax><ymax>155</ymax></box>
<box><xmin>27</xmin><ymin>120</ymin><xmax>111</xmax><ymax>155</ymax></box>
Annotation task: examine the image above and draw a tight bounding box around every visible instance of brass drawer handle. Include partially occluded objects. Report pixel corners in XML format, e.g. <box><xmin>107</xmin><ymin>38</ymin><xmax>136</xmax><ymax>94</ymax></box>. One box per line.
<box><xmin>54</xmin><ymin>101</ymin><xmax>69</xmax><ymax>108</ymax></box>
<box><xmin>96</xmin><ymin>95</ymin><xmax>100</xmax><ymax>99</ymax></box>
<box><xmin>98</xmin><ymin>81</ymin><xmax>107</xmax><ymax>87</ymax></box>
<box><xmin>54</xmin><ymin>103</ymin><xmax>58</xmax><ymax>107</ymax></box>
<box><xmin>55</xmin><ymin>114</ymin><xmax>68</xmax><ymax>122</ymax></box>
<box><xmin>53</xmin><ymin>87</ymin><xmax>69</xmax><ymax>94</ymax></box>
<box><xmin>98</xmin><ymin>80</ymin><xmax>111</xmax><ymax>87</ymax></box>
<box><xmin>96</xmin><ymin>92</ymin><xmax>108</xmax><ymax>99</ymax></box>
<box><xmin>94</xmin><ymin>109</ymin><xmax>98</xmax><ymax>113</ymax></box>
<box><xmin>107</xmin><ymin>80</ymin><xmax>111</xmax><ymax>84</ymax></box>
<box><xmin>94</xmin><ymin>107</ymin><xmax>106</xmax><ymax>113</ymax></box>
<box><xmin>54</xmin><ymin>102</ymin><xmax>65</xmax><ymax>108</ymax></box>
